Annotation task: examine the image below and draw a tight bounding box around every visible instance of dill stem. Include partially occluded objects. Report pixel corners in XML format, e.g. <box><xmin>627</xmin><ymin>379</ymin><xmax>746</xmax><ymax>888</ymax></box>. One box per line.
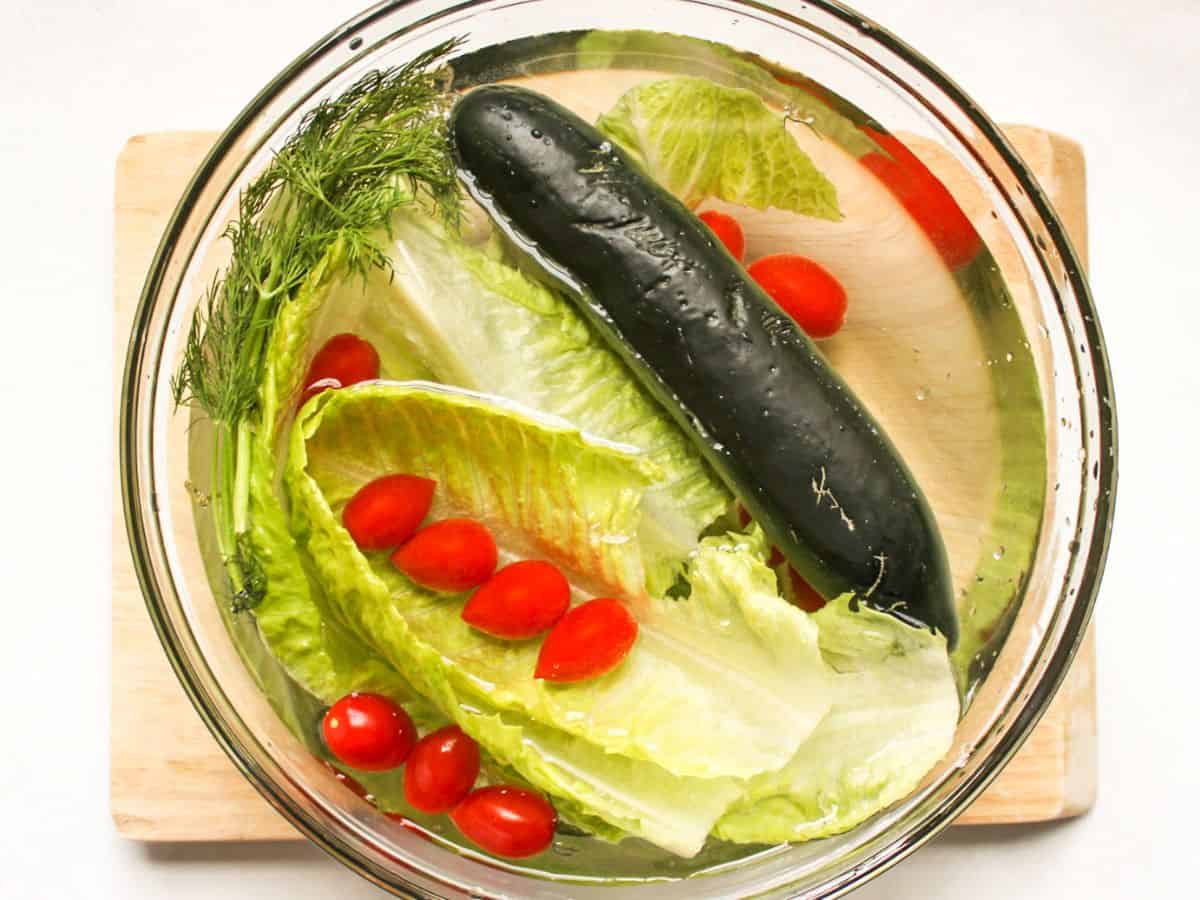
<box><xmin>211</xmin><ymin>420</ymin><xmax>245</xmax><ymax>594</ymax></box>
<box><xmin>232</xmin><ymin>418</ymin><xmax>253</xmax><ymax>537</ymax></box>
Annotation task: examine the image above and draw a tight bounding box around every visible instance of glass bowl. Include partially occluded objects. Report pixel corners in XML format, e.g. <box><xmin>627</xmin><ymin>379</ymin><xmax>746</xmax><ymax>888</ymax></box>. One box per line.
<box><xmin>119</xmin><ymin>0</ymin><xmax>1116</xmax><ymax>896</ymax></box>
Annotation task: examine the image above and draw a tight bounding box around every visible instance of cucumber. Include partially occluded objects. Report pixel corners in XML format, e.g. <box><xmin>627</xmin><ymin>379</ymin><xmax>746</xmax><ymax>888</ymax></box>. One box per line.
<box><xmin>451</xmin><ymin>85</ymin><xmax>957</xmax><ymax>646</ymax></box>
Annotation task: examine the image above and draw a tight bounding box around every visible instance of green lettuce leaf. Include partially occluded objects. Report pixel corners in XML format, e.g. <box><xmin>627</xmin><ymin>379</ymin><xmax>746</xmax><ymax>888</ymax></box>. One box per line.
<box><xmin>596</xmin><ymin>76</ymin><xmax>840</xmax><ymax>219</ymax></box>
<box><xmin>715</xmin><ymin>597</ymin><xmax>958</xmax><ymax>843</ymax></box>
<box><xmin>366</xmin><ymin>211</ymin><xmax>731</xmax><ymax>594</ymax></box>
<box><xmin>573</xmin><ymin>29</ymin><xmax>881</xmax><ymax>159</ymax></box>
<box><xmin>287</xmin><ymin>381</ymin><xmax>830</xmax><ymax>782</ymax></box>
<box><xmin>245</xmin><ymin>442</ymin><xmax>419</xmax><ymax>703</ymax></box>
<box><xmin>245</xmin><ymin>235</ymin><xmax>432</xmax><ymax>706</ymax></box>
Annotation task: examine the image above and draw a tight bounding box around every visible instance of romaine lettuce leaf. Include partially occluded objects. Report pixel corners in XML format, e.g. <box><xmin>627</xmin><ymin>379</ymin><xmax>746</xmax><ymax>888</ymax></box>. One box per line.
<box><xmin>245</xmin><ymin>235</ymin><xmax>432</xmax><ymax>706</ymax></box>
<box><xmin>373</xmin><ymin>211</ymin><xmax>732</xmax><ymax>595</ymax></box>
<box><xmin>574</xmin><ymin>30</ymin><xmax>881</xmax><ymax>159</ymax></box>
<box><xmin>596</xmin><ymin>76</ymin><xmax>841</xmax><ymax>219</ymax></box>
<box><xmin>287</xmin><ymin>381</ymin><xmax>830</xmax><ymax>782</ymax></box>
<box><xmin>245</xmin><ymin>441</ymin><xmax>417</xmax><ymax>703</ymax></box>
<box><xmin>715</xmin><ymin>597</ymin><xmax>959</xmax><ymax>843</ymax></box>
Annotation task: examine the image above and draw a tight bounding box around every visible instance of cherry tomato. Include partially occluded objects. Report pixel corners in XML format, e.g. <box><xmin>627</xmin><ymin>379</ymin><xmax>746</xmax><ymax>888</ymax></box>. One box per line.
<box><xmin>748</xmin><ymin>254</ymin><xmax>848</xmax><ymax>340</ymax></box>
<box><xmin>698</xmin><ymin>210</ymin><xmax>746</xmax><ymax>261</ymax></box>
<box><xmin>450</xmin><ymin>786</ymin><xmax>557</xmax><ymax>858</ymax></box>
<box><xmin>535</xmin><ymin>597</ymin><xmax>638</xmax><ymax>683</ymax></box>
<box><xmin>461</xmin><ymin>560</ymin><xmax>571</xmax><ymax>639</ymax></box>
<box><xmin>403</xmin><ymin>725</ymin><xmax>481</xmax><ymax>814</ymax></box>
<box><xmin>343</xmin><ymin>474</ymin><xmax>436</xmax><ymax>551</ymax></box>
<box><xmin>322</xmin><ymin>693</ymin><xmax>416</xmax><ymax>772</ymax></box>
<box><xmin>299</xmin><ymin>333</ymin><xmax>381</xmax><ymax>406</ymax></box>
<box><xmin>784</xmin><ymin>566</ymin><xmax>827</xmax><ymax>613</ymax></box>
<box><xmin>392</xmin><ymin>518</ymin><xmax>498</xmax><ymax>593</ymax></box>
<box><xmin>735</xmin><ymin>504</ymin><xmax>753</xmax><ymax>528</ymax></box>
<box><xmin>859</xmin><ymin>129</ymin><xmax>981</xmax><ymax>270</ymax></box>
<box><xmin>734</xmin><ymin>506</ymin><xmax>824</xmax><ymax>610</ymax></box>
<box><xmin>322</xmin><ymin>760</ymin><xmax>372</xmax><ymax>801</ymax></box>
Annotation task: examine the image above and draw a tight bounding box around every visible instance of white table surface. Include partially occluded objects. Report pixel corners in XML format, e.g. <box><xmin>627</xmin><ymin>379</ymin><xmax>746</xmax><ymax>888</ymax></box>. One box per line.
<box><xmin>0</xmin><ymin>0</ymin><xmax>1194</xmax><ymax>896</ymax></box>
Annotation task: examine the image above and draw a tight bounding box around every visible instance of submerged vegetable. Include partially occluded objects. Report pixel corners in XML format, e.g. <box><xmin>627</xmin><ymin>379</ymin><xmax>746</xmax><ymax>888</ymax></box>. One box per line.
<box><xmin>595</xmin><ymin>77</ymin><xmax>840</xmax><ymax>219</ymax></box>
<box><xmin>342</xmin><ymin>473</ymin><xmax>435</xmax><ymax>550</ymax></box>
<box><xmin>451</xmin><ymin>786</ymin><xmax>558</xmax><ymax>858</ymax></box>
<box><xmin>392</xmin><ymin>518</ymin><xmax>498</xmax><ymax>593</ymax></box>
<box><xmin>451</xmin><ymin>85</ymin><xmax>958</xmax><ymax>646</ymax></box>
<box><xmin>698</xmin><ymin>210</ymin><xmax>745</xmax><ymax>261</ymax></box>
<box><xmin>404</xmin><ymin>725</ymin><xmax>481</xmax><ymax>813</ymax></box>
<box><xmin>322</xmin><ymin>692</ymin><xmax>417</xmax><ymax>772</ymax></box>
<box><xmin>747</xmin><ymin>254</ymin><xmax>848</xmax><ymax>340</ymax></box>
<box><xmin>300</xmin><ymin>332</ymin><xmax>381</xmax><ymax>406</ymax></box>
<box><xmin>462</xmin><ymin>560</ymin><xmax>571</xmax><ymax>639</ymax></box>
<box><xmin>860</xmin><ymin>128</ymin><xmax>982</xmax><ymax>270</ymax></box>
<box><xmin>535</xmin><ymin>597</ymin><xmax>639</xmax><ymax>683</ymax></box>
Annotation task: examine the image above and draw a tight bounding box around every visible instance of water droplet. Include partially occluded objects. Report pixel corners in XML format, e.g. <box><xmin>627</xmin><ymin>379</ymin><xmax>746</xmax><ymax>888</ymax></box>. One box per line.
<box><xmin>1005</xmin><ymin>352</ymin><xmax>1014</xmax><ymax>363</ymax></box>
<box><xmin>915</xmin><ymin>386</ymin><xmax>929</xmax><ymax>401</ymax></box>
<box><xmin>992</xmin><ymin>546</ymin><xmax>1006</xmax><ymax>561</ymax></box>
<box><xmin>530</xmin><ymin>128</ymin><xmax>542</xmax><ymax>139</ymax></box>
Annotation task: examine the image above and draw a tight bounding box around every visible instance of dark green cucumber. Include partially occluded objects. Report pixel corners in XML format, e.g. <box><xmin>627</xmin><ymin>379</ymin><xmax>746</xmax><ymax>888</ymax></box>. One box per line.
<box><xmin>451</xmin><ymin>85</ymin><xmax>957</xmax><ymax>646</ymax></box>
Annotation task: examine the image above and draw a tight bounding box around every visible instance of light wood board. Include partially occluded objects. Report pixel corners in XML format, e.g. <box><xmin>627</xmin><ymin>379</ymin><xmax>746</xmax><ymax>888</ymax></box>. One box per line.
<box><xmin>112</xmin><ymin>125</ymin><xmax>1095</xmax><ymax>842</ymax></box>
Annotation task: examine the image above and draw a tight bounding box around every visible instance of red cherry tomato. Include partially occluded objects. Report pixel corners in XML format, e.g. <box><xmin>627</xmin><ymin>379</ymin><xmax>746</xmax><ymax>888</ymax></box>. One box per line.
<box><xmin>859</xmin><ymin>129</ymin><xmax>982</xmax><ymax>270</ymax></box>
<box><xmin>392</xmin><ymin>518</ymin><xmax>498</xmax><ymax>593</ymax></box>
<box><xmin>461</xmin><ymin>560</ymin><xmax>571</xmax><ymax>639</ymax></box>
<box><xmin>735</xmin><ymin>504</ymin><xmax>753</xmax><ymax>528</ymax></box>
<box><xmin>698</xmin><ymin>210</ymin><xmax>746</xmax><ymax>262</ymax></box>
<box><xmin>342</xmin><ymin>474</ymin><xmax>437</xmax><ymax>551</ymax></box>
<box><xmin>535</xmin><ymin>597</ymin><xmax>638</xmax><ymax>683</ymax></box>
<box><xmin>784</xmin><ymin>567</ymin><xmax>827</xmax><ymax>613</ymax></box>
<box><xmin>403</xmin><ymin>725</ymin><xmax>481</xmax><ymax>814</ymax></box>
<box><xmin>748</xmin><ymin>254</ymin><xmax>848</xmax><ymax>340</ymax></box>
<box><xmin>300</xmin><ymin>333</ymin><xmax>381</xmax><ymax>406</ymax></box>
<box><xmin>322</xmin><ymin>761</ymin><xmax>372</xmax><ymax>801</ymax></box>
<box><xmin>450</xmin><ymin>786</ymin><xmax>557</xmax><ymax>858</ymax></box>
<box><xmin>734</xmin><ymin>504</ymin><xmax>829</xmax><ymax>612</ymax></box>
<box><xmin>735</xmin><ymin>505</ymin><xmax>801</xmax><ymax>573</ymax></box>
<box><xmin>322</xmin><ymin>693</ymin><xmax>416</xmax><ymax>772</ymax></box>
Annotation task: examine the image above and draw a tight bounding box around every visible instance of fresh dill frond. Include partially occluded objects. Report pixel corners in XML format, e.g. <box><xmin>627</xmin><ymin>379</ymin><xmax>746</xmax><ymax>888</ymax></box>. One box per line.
<box><xmin>170</xmin><ymin>38</ymin><xmax>465</xmax><ymax>613</ymax></box>
<box><xmin>171</xmin><ymin>37</ymin><xmax>464</xmax><ymax>424</ymax></box>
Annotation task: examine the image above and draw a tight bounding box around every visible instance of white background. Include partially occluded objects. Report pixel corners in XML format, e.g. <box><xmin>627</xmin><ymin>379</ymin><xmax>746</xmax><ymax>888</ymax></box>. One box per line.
<box><xmin>0</xmin><ymin>0</ymin><xmax>1195</xmax><ymax>896</ymax></box>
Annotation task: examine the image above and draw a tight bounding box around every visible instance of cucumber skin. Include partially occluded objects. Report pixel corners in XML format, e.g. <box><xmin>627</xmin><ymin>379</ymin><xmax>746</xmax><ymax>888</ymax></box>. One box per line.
<box><xmin>451</xmin><ymin>85</ymin><xmax>957</xmax><ymax>646</ymax></box>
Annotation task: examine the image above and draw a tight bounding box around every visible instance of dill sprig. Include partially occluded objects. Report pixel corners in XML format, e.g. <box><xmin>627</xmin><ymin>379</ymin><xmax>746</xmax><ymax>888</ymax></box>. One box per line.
<box><xmin>170</xmin><ymin>38</ymin><xmax>464</xmax><ymax>610</ymax></box>
<box><xmin>172</xmin><ymin>38</ymin><xmax>463</xmax><ymax>423</ymax></box>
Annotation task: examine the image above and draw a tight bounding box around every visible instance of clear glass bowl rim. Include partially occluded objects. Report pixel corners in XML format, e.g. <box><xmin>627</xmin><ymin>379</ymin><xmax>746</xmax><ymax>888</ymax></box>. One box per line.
<box><xmin>119</xmin><ymin>1</ymin><xmax>1118</xmax><ymax>896</ymax></box>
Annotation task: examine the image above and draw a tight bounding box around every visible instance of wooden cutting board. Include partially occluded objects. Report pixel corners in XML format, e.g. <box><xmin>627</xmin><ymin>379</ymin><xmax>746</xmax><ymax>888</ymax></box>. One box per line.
<box><xmin>111</xmin><ymin>126</ymin><xmax>1096</xmax><ymax>842</ymax></box>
